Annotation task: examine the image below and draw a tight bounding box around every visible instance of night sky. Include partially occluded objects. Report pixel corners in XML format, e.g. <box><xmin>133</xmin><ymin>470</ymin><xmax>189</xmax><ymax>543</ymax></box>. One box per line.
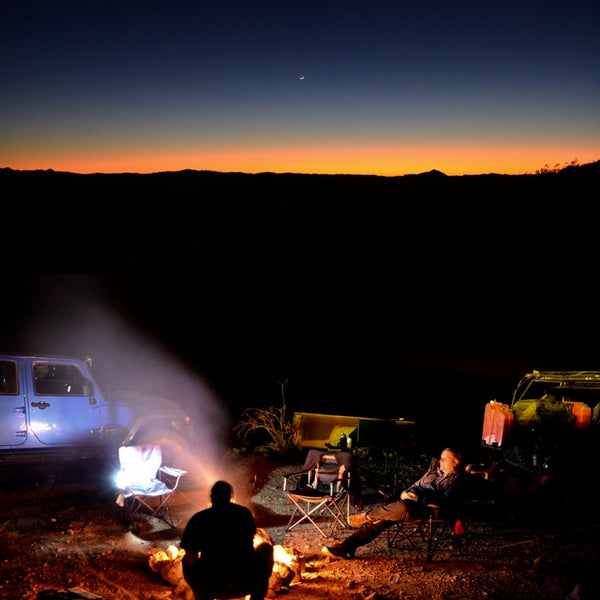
<box><xmin>2</xmin><ymin>1</ymin><xmax>598</xmax><ymax>176</ymax></box>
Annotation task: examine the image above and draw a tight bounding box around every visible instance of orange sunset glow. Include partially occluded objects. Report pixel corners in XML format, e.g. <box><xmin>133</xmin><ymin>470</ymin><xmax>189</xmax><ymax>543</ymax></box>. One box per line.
<box><xmin>4</xmin><ymin>144</ymin><xmax>598</xmax><ymax>177</ymax></box>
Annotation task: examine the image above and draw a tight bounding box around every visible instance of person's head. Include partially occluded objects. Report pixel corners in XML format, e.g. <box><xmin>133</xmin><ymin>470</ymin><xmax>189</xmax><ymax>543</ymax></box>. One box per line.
<box><xmin>210</xmin><ymin>480</ymin><xmax>234</xmax><ymax>506</ymax></box>
<box><xmin>439</xmin><ymin>448</ymin><xmax>462</xmax><ymax>474</ymax></box>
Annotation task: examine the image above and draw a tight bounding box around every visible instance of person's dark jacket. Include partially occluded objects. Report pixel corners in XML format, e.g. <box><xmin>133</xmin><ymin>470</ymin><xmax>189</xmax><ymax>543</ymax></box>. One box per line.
<box><xmin>405</xmin><ymin>458</ymin><xmax>463</xmax><ymax>512</ymax></box>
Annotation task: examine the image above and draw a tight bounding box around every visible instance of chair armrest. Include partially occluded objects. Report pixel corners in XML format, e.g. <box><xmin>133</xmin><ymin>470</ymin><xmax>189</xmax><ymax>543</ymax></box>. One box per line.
<box><xmin>283</xmin><ymin>470</ymin><xmax>310</xmax><ymax>492</ymax></box>
<box><xmin>284</xmin><ymin>470</ymin><xmax>308</xmax><ymax>478</ymax></box>
<box><xmin>159</xmin><ymin>466</ymin><xmax>187</xmax><ymax>476</ymax></box>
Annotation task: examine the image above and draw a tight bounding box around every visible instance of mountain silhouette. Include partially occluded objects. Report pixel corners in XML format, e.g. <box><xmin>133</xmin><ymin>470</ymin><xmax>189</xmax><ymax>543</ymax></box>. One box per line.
<box><xmin>2</xmin><ymin>160</ymin><xmax>597</xmax><ymax>275</ymax></box>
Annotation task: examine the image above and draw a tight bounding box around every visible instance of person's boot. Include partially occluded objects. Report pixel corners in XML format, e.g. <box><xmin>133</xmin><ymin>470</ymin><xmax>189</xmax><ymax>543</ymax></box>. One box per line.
<box><xmin>322</xmin><ymin>544</ymin><xmax>355</xmax><ymax>559</ymax></box>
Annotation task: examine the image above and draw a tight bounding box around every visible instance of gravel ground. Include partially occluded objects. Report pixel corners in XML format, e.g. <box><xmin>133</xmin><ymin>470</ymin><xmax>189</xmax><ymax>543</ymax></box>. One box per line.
<box><xmin>1</xmin><ymin>452</ymin><xmax>599</xmax><ymax>600</ymax></box>
<box><xmin>247</xmin><ymin>452</ymin><xmax>600</xmax><ymax>600</ymax></box>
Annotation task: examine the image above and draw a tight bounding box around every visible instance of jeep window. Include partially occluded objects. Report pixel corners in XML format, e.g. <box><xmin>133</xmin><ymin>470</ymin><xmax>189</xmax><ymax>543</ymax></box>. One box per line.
<box><xmin>516</xmin><ymin>381</ymin><xmax>558</xmax><ymax>401</ymax></box>
<box><xmin>33</xmin><ymin>363</ymin><xmax>89</xmax><ymax>396</ymax></box>
<box><xmin>0</xmin><ymin>361</ymin><xmax>18</xmax><ymax>394</ymax></box>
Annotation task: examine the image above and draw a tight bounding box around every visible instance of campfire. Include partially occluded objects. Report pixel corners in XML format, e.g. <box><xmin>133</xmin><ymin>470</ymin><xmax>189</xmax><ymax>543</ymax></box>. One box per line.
<box><xmin>265</xmin><ymin>532</ymin><xmax>305</xmax><ymax>594</ymax></box>
<box><xmin>149</xmin><ymin>529</ymin><xmax>304</xmax><ymax>599</ymax></box>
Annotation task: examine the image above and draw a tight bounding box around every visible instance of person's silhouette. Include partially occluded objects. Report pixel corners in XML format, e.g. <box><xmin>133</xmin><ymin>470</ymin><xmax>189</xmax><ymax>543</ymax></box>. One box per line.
<box><xmin>180</xmin><ymin>480</ymin><xmax>273</xmax><ymax>600</ymax></box>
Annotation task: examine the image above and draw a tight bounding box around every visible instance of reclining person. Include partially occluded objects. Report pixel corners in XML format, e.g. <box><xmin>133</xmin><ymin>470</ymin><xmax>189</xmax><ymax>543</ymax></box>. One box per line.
<box><xmin>323</xmin><ymin>447</ymin><xmax>463</xmax><ymax>559</ymax></box>
<box><xmin>180</xmin><ymin>480</ymin><xmax>274</xmax><ymax>600</ymax></box>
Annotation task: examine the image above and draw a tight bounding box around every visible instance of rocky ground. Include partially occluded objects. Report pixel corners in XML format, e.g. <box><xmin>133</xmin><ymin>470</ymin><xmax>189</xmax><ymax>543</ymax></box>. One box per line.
<box><xmin>1</xmin><ymin>451</ymin><xmax>598</xmax><ymax>600</ymax></box>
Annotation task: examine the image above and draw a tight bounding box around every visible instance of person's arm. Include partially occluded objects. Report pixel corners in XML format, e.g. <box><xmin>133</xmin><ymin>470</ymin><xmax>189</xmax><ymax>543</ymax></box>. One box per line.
<box><xmin>415</xmin><ymin>472</ymin><xmax>462</xmax><ymax>507</ymax></box>
<box><xmin>180</xmin><ymin>513</ymin><xmax>203</xmax><ymax>562</ymax></box>
<box><xmin>245</xmin><ymin>508</ymin><xmax>257</xmax><ymax>538</ymax></box>
<box><xmin>400</xmin><ymin>489</ymin><xmax>418</xmax><ymax>501</ymax></box>
<box><xmin>182</xmin><ymin>551</ymin><xmax>199</xmax><ymax>567</ymax></box>
<box><xmin>404</xmin><ymin>466</ymin><xmax>458</xmax><ymax>505</ymax></box>
<box><xmin>403</xmin><ymin>469</ymin><xmax>432</xmax><ymax>502</ymax></box>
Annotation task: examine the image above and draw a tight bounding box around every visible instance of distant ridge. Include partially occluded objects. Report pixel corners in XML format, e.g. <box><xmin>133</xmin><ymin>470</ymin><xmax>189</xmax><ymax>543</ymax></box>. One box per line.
<box><xmin>1</xmin><ymin>159</ymin><xmax>598</xmax><ymax>178</ymax></box>
<box><xmin>407</xmin><ymin>169</ymin><xmax>448</xmax><ymax>178</ymax></box>
<box><xmin>558</xmin><ymin>159</ymin><xmax>600</xmax><ymax>175</ymax></box>
<box><xmin>1</xmin><ymin>159</ymin><xmax>598</xmax><ymax>275</ymax></box>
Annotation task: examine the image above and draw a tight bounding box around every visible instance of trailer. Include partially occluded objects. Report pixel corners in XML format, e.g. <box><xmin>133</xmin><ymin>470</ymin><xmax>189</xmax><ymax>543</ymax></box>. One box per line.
<box><xmin>292</xmin><ymin>412</ymin><xmax>416</xmax><ymax>452</ymax></box>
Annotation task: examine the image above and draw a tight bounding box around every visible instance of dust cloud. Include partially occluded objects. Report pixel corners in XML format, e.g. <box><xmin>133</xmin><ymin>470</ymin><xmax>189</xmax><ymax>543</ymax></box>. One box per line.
<box><xmin>10</xmin><ymin>276</ymin><xmax>236</xmax><ymax>489</ymax></box>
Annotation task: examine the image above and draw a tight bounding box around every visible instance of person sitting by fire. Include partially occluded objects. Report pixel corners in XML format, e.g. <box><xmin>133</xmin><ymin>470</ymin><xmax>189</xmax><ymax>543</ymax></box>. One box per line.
<box><xmin>180</xmin><ymin>480</ymin><xmax>274</xmax><ymax>600</ymax></box>
<box><xmin>323</xmin><ymin>447</ymin><xmax>464</xmax><ymax>559</ymax></box>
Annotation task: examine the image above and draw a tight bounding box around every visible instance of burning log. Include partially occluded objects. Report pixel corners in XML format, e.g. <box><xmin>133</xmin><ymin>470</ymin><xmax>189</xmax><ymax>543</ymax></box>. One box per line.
<box><xmin>149</xmin><ymin>529</ymin><xmax>305</xmax><ymax>598</ymax></box>
<box><xmin>148</xmin><ymin>544</ymin><xmax>185</xmax><ymax>585</ymax></box>
<box><xmin>269</xmin><ymin>544</ymin><xmax>304</xmax><ymax>593</ymax></box>
<box><xmin>148</xmin><ymin>544</ymin><xmax>194</xmax><ymax>600</ymax></box>
<box><xmin>256</xmin><ymin>528</ymin><xmax>304</xmax><ymax>594</ymax></box>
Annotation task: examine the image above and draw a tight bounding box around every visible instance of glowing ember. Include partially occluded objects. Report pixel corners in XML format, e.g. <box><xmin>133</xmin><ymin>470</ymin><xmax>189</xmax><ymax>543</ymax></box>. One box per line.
<box><xmin>148</xmin><ymin>544</ymin><xmax>185</xmax><ymax>586</ymax></box>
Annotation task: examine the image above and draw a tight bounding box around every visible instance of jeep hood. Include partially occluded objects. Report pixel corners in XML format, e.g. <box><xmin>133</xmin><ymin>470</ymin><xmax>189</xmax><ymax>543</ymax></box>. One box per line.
<box><xmin>104</xmin><ymin>390</ymin><xmax>187</xmax><ymax>414</ymax></box>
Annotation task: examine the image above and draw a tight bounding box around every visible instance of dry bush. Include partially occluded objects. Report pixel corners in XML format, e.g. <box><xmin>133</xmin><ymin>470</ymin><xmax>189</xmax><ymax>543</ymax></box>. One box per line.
<box><xmin>234</xmin><ymin>379</ymin><xmax>302</xmax><ymax>456</ymax></box>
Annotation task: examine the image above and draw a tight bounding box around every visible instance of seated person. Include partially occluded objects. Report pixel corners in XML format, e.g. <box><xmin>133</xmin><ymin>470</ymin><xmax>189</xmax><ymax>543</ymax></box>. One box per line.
<box><xmin>323</xmin><ymin>447</ymin><xmax>463</xmax><ymax>559</ymax></box>
<box><xmin>180</xmin><ymin>480</ymin><xmax>274</xmax><ymax>600</ymax></box>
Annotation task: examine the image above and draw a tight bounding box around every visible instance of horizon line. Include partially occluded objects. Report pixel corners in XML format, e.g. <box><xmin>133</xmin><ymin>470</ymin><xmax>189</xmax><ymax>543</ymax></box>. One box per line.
<box><xmin>3</xmin><ymin>159</ymin><xmax>599</xmax><ymax>179</ymax></box>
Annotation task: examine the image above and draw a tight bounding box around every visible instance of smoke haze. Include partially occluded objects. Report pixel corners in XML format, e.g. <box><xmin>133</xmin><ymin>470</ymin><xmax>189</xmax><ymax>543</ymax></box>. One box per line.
<box><xmin>9</xmin><ymin>275</ymin><xmax>235</xmax><ymax>488</ymax></box>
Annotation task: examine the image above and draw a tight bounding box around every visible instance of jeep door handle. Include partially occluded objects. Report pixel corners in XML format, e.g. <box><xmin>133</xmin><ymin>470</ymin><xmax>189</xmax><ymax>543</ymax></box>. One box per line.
<box><xmin>31</xmin><ymin>401</ymin><xmax>51</xmax><ymax>409</ymax></box>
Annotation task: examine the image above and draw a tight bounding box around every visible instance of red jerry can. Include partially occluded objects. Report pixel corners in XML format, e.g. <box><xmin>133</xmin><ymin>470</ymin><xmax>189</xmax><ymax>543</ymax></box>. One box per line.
<box><xmin>482</xmin><ymin>401</ymin><xmax>514</xmax><ymax>447</ymax></box>
<box><xmin>563</xmin><ymin>401</ymin><xmax>592</xmax><ymax>430</ymax></box>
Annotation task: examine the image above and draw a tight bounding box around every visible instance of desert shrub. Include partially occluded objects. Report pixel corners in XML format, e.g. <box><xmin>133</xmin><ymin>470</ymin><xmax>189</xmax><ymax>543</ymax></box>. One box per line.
<box><xmin>234</xmin><ymin>378</ymin><xmax>302</xmax><ymax>457</ymax></box>
<box><xmin>535</xmin><ymin>158</ymin><xmax>579</xmax><ymax>174</ymax></box>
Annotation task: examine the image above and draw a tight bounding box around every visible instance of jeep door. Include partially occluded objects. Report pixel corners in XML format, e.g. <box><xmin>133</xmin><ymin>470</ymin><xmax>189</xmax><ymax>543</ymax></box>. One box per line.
<box><xmin>25</xmin><ymin>359</ymin><xmax>102</xmax><ymax>445</ymax></box>
<box><xmin>0</xmin><ymin>359</ymin><xmax>27</xmax><ymax>447</ymax></box>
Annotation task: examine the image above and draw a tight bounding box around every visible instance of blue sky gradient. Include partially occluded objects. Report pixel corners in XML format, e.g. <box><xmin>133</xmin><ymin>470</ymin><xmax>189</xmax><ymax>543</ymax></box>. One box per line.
<box><xmin>2</xmin><ymin>1</ymin><xmax>598</xmax><ymax>175</ymax></box>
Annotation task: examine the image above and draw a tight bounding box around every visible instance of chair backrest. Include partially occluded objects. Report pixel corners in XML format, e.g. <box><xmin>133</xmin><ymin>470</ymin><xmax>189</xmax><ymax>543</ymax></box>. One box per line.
<box><xmin>312</xmin><ymin>453</ymin><xmax>350</xmax><ymax>493</ymax></box>
<box><xmin>118</xmin><ymin>444</ymin><xmax>162</xmax><ymax>488</ymax></box>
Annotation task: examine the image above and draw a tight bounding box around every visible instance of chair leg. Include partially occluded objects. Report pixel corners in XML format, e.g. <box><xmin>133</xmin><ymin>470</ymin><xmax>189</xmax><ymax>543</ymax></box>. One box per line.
<box><xmin>387</xmin><ymin>522</ymin><xmax>421</xmax><ymax>552</ymax></box>
<box><xmin>285</xmin><ymin>499</ymin><xmax>330</xmax><ymax>537</ymax></box>
<box><xmin>388</xmin><ymin>520</ymin><xmax>457</xmax><ymax>562</ymax></box>
<box><xmin>126</xmin><ymin>494</ymin><xmax>177</xmax><ymax>527</ymax></box>
<box><xmin>285</xmin><ymin>494</ymin><xmax>351</xmax><ymax>538</ymax></box>
<box><xmin>152</xmin><ymin>495</ymin><xmax>178</xmax><ymax>527</ymax></box>
<box><xmin>425</xmin><ymin>521</ymin><xmax>442</xmax><ymax>561</ymax></box>
<box><xmin>332</xmin><ymin>493</ymin><xmax>351</xmax><ymax>532</ymax></box>
<box><xmin>450</xmin><ymin>531</ymin><xmax>469</xmax><ymax>555</ymax></box>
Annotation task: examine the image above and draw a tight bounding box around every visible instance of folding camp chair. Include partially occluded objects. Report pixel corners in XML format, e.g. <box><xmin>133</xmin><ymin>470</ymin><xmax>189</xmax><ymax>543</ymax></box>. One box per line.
<box><xmin>115</xmin><ymin>444</ymin><xmax>187</xmax><ymax>527</ymax></box>
<box><xmin>283</xmin><ymin>450</ymin><xmax>352</xmax><ymax>537</ymax></box>
<box><xmin>386</xmin><ymin>503</ymin><xmax>467</xmax><ymax>561</ymax></box>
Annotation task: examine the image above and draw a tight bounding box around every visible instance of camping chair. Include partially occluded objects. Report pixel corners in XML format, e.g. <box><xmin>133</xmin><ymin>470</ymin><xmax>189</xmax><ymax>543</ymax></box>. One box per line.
<box><xmin>115</xmin><ymin>444</ymin><xmax>187</xmax><ymax>527</ymax></box>
<box><xmin>385</xmin><ymin>456</ymin><xmax>468</xmax><ymax>561</ymax></box>
<box><xmin>283</xmin><ymin>450</ymin><xmax>352</xmax><ymax>537</ymax></box>
<box><xmin>386</xmin><ymin>503</ymin><xmax>467</xmax><ymax>561</ymax></box>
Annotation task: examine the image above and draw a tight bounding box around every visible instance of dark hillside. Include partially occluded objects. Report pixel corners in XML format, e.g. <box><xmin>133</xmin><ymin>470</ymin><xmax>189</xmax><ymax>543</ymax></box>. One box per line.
<box><xmin>2</xmin><ymin>162</ymin><xmax>598</xmax><ymax>274</ymax></box>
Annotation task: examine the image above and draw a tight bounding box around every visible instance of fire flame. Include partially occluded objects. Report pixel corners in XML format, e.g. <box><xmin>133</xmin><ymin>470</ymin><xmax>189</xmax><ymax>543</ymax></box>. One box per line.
<box><xmin>149</xmin><ymin>533</ymin><xmax>305</xmax><ymax>597</ymax></box>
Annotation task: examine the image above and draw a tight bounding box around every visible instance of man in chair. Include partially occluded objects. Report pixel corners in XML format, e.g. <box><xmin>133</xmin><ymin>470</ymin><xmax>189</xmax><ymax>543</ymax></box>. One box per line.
<box><xmin>323</xmin><ymin>447</ymin><xmax>463</xmax><ymax>559</ymax></box>
<box><xmin>180</xmin><ymin>480</ymin><xmax>274</xmax><ymax>600</ymax></box>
